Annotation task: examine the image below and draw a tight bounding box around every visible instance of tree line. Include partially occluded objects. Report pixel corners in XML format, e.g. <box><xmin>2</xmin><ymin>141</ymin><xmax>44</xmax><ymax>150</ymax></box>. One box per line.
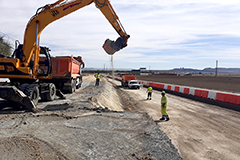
<box><xmin>0</xmin><ymin>36</ymin><xmax>12</xmax><ymax>57</ymax></box>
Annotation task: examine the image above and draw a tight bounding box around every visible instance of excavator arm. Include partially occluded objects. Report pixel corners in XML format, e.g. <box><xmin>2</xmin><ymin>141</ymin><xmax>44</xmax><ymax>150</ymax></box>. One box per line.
<box><xmin>0</xmin><ymin>0</ymin><xmax>129</xmax><ymax>110</ymax></box>
<box><xmin>22</xmin><ymin>0</ymin><xmax>129</xmax><ymax>75</ymax></box>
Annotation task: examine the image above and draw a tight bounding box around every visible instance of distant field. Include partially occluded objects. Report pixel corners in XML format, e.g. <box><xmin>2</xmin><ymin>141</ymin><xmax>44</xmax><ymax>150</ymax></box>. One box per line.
<box><xmin>136</xmin><ymin>74</ymin><xmax>240</xmax><ymax>93</ymax></box>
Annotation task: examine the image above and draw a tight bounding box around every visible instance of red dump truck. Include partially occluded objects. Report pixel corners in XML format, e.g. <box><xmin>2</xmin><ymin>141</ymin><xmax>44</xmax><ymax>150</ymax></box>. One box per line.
<box><xmin>121</xmin><ymin>75</ymin><xmax>140</xmax><ymax>89</ymax></box>
<box><xmin>0</xmin><ymin>55</ymin><xmax>84</xmax><ymax>110</ymax></box>
<box><xmin>50</xmin><ymin>55</ymin><xmax>84</xmax><ymax>93</ymax></box>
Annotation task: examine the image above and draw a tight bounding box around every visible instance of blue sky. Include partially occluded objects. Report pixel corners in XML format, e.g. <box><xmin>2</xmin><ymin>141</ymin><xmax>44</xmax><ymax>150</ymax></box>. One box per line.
<box><xmin>0</xmin><ymin>0</ymin><xmax>240</xmax><ymax>70</ymax></box>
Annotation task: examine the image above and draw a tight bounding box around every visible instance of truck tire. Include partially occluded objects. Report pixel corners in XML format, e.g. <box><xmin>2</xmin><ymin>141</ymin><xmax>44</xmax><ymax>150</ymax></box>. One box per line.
<box><xmin>76</xmin><ymin>82</ymin><xmax>82</xmax><ymax>89</ymax></box>
<box><xmin>68</xmin><ymin>79</ymin><xmax>76</xmax><ymax>93</ymax></box>
<box><xmin>41</xmin><ymin>83</ymin><xmax>56</xmax><ymax>101</ymax></box>
<box><xmin>72</xmin><ymin>80</ymin><xmax>76</xmax><ymax>92</ymax></box>
<box><xmin>19</xmin><ymin>84</ymin><xmax>39</xmax><ymax>105</ymax></box>
<box><xmin>76</xmin><ymin>77</ymin><xmax>82</xmax><ymax>89</ymax></box>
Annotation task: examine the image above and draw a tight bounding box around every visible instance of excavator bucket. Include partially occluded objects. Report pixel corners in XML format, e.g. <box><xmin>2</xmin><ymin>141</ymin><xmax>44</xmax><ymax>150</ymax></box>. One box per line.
<box><xmin>103</xmin><ymin>36</ymin><xmax>128</xmax><ymax>55</ymax></box>
<box><xmin>103</xmin><ymin>39</ymin><xmax>117</xmax><ymax>55</ymax></box>
<box><xmin>0</xmin><ymin>86</ymin><xmax>36</xmax><ymax>110</ymax></box>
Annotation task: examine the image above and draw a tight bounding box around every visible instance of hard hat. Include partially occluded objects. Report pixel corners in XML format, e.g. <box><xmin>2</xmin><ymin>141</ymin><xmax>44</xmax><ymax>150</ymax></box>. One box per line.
<box><xmin>162</xmin><ymin>91</ymin><xmax>165</xmax><ymax>94</ymax></box>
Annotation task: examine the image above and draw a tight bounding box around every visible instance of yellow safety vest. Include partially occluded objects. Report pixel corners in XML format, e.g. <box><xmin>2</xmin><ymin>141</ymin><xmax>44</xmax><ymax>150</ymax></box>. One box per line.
<box><xmin>96</xmin><ymin>74</ymin><xmax>100</xmax><ymax>79</ymax></box>
<box><xmin>148</xmin><ymin>87</ymin><xmax>152</xmax><ymax>93</ymax></box>
<box><xmin>161</xmin><ymin>96</ymin><xmax>167</xmax><ymax>107</ymax></box>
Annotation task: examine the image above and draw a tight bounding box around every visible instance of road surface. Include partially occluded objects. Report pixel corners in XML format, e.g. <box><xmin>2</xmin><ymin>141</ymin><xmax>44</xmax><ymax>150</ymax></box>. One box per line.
<box><xmin>0</xmin><ymin>75</ymin><xmax>239</xmax><ymax>160</ymax></box>
<box><xmin>0</xmin><ymin>75</ymin><xmax>183</xmax><ymax>160</ymax></box>
<box><xmin>109</xmin><ymin>77</ymin><xmax>240</xmax><ymax>160</ymax></box>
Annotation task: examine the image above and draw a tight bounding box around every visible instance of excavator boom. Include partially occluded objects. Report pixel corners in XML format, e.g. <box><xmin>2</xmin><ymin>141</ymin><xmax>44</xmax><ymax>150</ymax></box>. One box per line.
<box><xmin>0</xmin><ymin>0</ymin><xmax>129</xmax><ymax>80</ymax></box>
<box><xmin>0</xmin><ymin>0</ymin><xmax>129</xmax><ymax>110</ymax></box>
<box><xmin>23</xmin><ymin>0</ymin><xmax>129</xmax><ymax>70</ymax></box>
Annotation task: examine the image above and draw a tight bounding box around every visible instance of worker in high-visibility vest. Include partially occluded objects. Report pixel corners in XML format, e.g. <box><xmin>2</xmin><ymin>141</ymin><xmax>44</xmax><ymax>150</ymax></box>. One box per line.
<box><xmin>160</xmin><ymin>91</ymin><xmax>170</xmax><ymax>121</ymax></box>
<box><xmin>95</xmin><ymin>72</ymin><xmax>100</xmax><ymax>86</ymax></box>
<box><xmin>146</xmin><ymin>86</ymin><xmax>152</xmax><ymax>100</ymax></box>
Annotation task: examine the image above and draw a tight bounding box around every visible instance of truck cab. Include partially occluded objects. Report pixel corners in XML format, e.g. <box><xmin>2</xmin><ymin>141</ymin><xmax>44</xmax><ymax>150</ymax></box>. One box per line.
<box><xmin>128</xmin><ymin>80</ymin><xmax>140</xmax><ymax>89</ymax></box>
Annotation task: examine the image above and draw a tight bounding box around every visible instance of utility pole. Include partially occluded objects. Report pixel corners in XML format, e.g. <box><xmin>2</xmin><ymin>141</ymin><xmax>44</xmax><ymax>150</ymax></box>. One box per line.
<box><xmin>215</xmin><ymin>60</ymin><xmax>218</xmax><ymax>77</ymax></box>
<box><xmin>111</xmin><ymin>55</ymin><xmax>114</xmax><ymax>81</ymax></box>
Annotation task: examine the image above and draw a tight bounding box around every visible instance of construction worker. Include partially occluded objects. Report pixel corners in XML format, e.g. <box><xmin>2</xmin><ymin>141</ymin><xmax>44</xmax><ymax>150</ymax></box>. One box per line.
<box><xmin>160</xmin><ymin>91</ymin><xmax>170</xmax><ymax>121</ymax></box>
<box><xmin>95</xmin><ymin>72</ymin><xmax>100</xmax><ymax>86</ymax></box>
<box><xmin>146</xmin><ymin>86</ymin><xmax>152</xmax><ymax>100</ymax></box>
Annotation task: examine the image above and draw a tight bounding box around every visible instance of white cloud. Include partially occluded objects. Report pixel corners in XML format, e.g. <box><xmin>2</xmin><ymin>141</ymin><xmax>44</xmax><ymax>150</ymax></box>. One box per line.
<box><xmin>1</xmin><ymin>0</ymin><xmax>240</xmax><ymax>69</ymax></box>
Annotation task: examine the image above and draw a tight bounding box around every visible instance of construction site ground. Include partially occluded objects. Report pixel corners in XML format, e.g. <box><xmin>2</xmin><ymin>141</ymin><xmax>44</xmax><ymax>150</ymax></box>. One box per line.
<box><xmin>0</xmin><ymin>74</ymin><xmax>240</xmax><ymax>160</ymax></box>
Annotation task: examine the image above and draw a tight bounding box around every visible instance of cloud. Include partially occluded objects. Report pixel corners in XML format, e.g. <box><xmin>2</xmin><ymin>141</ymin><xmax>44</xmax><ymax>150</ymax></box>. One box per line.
<box><xmin>1</xmin><ymin>0</ymin><xmax>240</xmax><ymax>69</ymax></box>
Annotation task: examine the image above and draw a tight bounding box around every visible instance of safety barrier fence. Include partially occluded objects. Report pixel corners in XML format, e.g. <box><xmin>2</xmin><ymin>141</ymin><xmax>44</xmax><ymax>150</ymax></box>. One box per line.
<box><xmin>104</xmin><ymin>74</ymin><xmax>240</xmax><ymax>106</ymax></box>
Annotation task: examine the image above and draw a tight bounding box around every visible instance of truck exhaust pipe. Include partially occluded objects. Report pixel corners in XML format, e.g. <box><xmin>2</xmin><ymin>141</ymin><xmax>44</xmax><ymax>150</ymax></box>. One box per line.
<box><xmin>103</xmin><ymin>36</ymin><xmax>129</xmax><ymax>55</ymax></box>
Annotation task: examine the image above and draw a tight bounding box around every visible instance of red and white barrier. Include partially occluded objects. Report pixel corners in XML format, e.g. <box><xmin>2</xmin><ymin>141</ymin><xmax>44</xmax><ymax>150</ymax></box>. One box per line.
<box><xmin>144</xmin><ymin>81</ymin><xmax>240</xmax><ymax>105</ymax></box>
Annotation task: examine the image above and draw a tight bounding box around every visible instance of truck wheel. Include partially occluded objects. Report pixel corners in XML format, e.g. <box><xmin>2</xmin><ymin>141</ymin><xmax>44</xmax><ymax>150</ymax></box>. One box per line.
<box><xmin>76</xmin><ymin>82</ymin><xmax>82</xmax><ymax>89</ymax></box>
<box><xmin>76</xmin><ymin>78</ymin><xmax>82</xmax><ymax>89</ymax></box>
<box><xmin>19</xmin><ymin>84</ymin><xmax>39</xmax><ymax>105</ymax></box>
<box><xmin>67</xmin><ymin>79</ymin><xmax>76</xmax><ymax>93</ymax></box>
<box><xmin>72</xmin><ymin>80</ymin><xmax>76</xmax><ymax>92</ymax></box>
<box><xmin>44</xmin><ymin>83</ymin><xmax>56</xmax><ymax>101</ymax></box>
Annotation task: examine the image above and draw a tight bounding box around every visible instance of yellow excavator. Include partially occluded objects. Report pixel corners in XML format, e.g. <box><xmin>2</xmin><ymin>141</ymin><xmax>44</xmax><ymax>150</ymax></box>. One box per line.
<box><xmin>0</xmin><ymin>0</ymin><xmax>130</xmax><ymax>110</ymax></box>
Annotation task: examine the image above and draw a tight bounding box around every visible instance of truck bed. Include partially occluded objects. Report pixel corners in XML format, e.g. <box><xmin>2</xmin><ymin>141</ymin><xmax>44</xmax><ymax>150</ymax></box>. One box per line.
<box><xmin>51</xmin><ymin>55</ymin><xmax>81</xmax><ymax>79</ymax></box>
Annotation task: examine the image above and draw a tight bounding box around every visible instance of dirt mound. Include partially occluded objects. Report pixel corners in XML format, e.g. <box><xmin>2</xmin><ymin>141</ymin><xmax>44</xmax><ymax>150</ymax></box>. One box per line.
<box><xmin>0</xmin><ymin>111</ymin><xmax>183</xmax><ymax>159</ymax></box>
<box><xmin>0</xmin><ymin>135</ymin><xmax>68</xmax><ymax>160</ymax></box>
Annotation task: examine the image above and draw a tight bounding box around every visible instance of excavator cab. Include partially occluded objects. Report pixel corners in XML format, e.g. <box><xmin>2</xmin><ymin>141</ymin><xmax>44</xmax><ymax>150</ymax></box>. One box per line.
<box><xmin>11</xmin><ymin>44</ymin><xmax>52</xmax><ymax>77</ymax></box>
<box><xmin>12</xmin><ymin>44</ymin><xmax>25</xmax><ymax>62</ymax></box>
<box><xmin>103</xmin><ymin>36</ymin><xmax>129</xmax><ymax>55</ymax></box>
<box><xmin>38</xmin><ymin>47</ymin><xmax>52</xmax><ymax>77</ymax></box>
